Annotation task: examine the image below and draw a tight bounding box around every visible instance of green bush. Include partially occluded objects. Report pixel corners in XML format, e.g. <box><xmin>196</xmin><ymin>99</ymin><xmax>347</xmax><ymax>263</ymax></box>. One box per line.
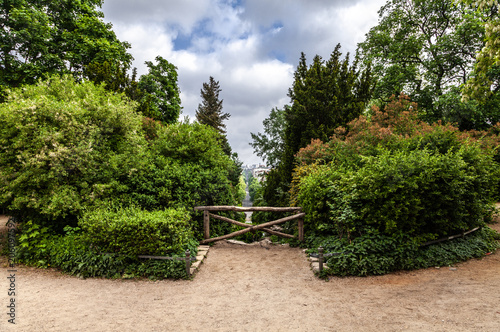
<box><xmin>0</xmin><ymin>75</ymin><xmax>146</xmax><ymax>227</ymax></box>
<box><xmin>0</xmin><ymin>76</ymin><xmax>241</xmax><ymax>239</ymax></box>
<box><xmin>307</xmin><ymin>226</ymin><xmax>499</xmax><ymax>277</ymax></box>
<box><xmin>110</xmin><ymin>120</ymin><xmax>241</xmax><ymax>240</ymax></box>
<box><xmin>297</xmin><ymin>143</ymin><xmax>497</xmax><ymax>242</ymax></box>
<box><xmin>16</xmin><ymin>226</ymin><xmax>194</xmax><ymax>279</ymax></box>
<box><xmin>79</xmin><ymin>205</ymin><xmax>194</xmax><ymax>256</ymax></box>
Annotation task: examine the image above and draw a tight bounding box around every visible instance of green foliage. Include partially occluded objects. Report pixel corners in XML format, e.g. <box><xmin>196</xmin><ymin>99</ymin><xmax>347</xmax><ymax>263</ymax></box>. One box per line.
<box><xmin>138</xmin><ymin>56</ymin><xmax>182</xmax><ymax>124</ymax></box>
<box><xmin>16</xmin><ymin>226</ymin><xmax>194</xmax><ymax>279</ymax></box>
<box><xmin>17</xmin><ymin>220</ymin><xmax>52</xmax><ymax>264</ymax></box>
<box><xmin>250</xmin><ymin>106</ymin><xmax>287</xmax><ymax>167</ymax></box>
<box><xmin>79</xmin><ymin>205</ymin><xmax>193</xmax><ymax>256</ymax></box>
<box><xmin>0</xmin><ymin>76</ymin><xmax>240</xmax><ymax>240</ymax></box>
<box><xmin>0</xmin><ymin>0</ymin><xmax>132</xmax><ymax>99</ymax></box>
<box><xmin>195</xmin><ymin>76</ymin><xmax>232</xmax><ymax>155</ymax></box>
<box><xmin>309</xmin><ymin>227</ymin><xmax>499</xmax><ymax>277</ymax></box>
<box><xmin>263</xmin><ymin>44</ymin><xmax>374</xmax><ymax>206</ymax></box>
<box><xmin>358</xmin><ymin>0</ymin><xmax>500</xmax><ymax>129</ymax></box>
<box><xmin>297</xmin><ymin>143</ymin><xmax>497</xmax><ymax>241</ymax></box>
<box><xmin>294</xmin><ymin>93</ymin><xmax>500</xmax><ymax>276</ymax></box>
<box><xmin>460</xmin><ymin>1</ymin><xmax>500</xmax><ymax>103</ymax></box>
<box><xmin>120</xmin><ymin>120</ymin><xmax>240</xmax><ymax>239</ymax></box>
<box><xmin>248</xmin><ymin>176</ymin><xmax>262</xmax><ymax>202</ymax></box>
<box><xmin>237</xmin><ymin>175</ymin><xmax>247</xmax><ymax>204</ymax></box>
<box><xmin>0</xmin><ymin>75</ymin><xmax>145</xmax><ymax>226</ymax></box>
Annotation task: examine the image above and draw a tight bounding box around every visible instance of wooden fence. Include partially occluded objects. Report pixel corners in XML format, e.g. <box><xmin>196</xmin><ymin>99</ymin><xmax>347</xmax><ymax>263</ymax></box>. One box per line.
<box><xmin>194</xmin><ymin>206</ymin><xmax>305</xmax><ymax>244</ymax></box>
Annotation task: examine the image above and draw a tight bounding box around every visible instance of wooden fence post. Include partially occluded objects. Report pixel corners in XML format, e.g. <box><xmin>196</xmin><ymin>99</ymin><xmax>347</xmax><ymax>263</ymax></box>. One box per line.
<box><xmin>298</xmin><ymin>215</ymin><xmax>304</xmax><ymax>242</ymax></box>
<box><xmin>318</xmin><ymin>246</ymin><xmax>324</xmax><ymax>273</ymax></box>
<box><xmin>203</xmin><ymin>210</ymin><xmax>210</xmax><ymax>240</ymax></box>
<box><xmin>185</xmin><ymin>249</ymin><xmax>191</xmax><ymax>276</ymax></box>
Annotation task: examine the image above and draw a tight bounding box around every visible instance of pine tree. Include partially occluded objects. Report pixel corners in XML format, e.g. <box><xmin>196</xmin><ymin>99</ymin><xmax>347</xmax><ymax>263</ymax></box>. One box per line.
<box><xmin>196</xmin><ymin>76</ymin><xmax>231</xmax><ymax>155</ymax></box>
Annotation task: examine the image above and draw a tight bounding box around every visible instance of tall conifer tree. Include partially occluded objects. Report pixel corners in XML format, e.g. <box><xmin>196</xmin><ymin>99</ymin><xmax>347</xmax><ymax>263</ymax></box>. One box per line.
<box><xmin>196</xmin><ymin>76</ymin><xmax>231</xmax><ymax>155</ymax></box>
<box><xmin>263</xmin><ymin>44</ymin><xmax>374</xmax><ymax>206</ymax></box>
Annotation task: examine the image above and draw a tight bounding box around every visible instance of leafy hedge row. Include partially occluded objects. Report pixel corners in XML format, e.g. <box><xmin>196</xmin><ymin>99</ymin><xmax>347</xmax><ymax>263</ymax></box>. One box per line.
<box><xmin>307</xmin><ymin>227</ymin><xmax>500</xmax><ymax>277</ymax></box>
<box><xmin>79</xmin><ymin>206</ymin><xmax>193</xmax><ymax>256</ymax></box>
<box><xmin>297</xmin><ymin>145</ymin><xmax>497</xmax><ymax>242</ymax></box>
<box><xmin>16</xmin><ymin>211</ymin><xmax>198</xmax><ymax>279</ymax></box>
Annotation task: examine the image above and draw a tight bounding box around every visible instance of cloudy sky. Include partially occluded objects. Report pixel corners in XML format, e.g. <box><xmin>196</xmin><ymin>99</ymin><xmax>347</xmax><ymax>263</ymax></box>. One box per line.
<box><xmin>101</xmin><ymin>0</ymin><xmax>386</xmax><ymax>166</ymax></box>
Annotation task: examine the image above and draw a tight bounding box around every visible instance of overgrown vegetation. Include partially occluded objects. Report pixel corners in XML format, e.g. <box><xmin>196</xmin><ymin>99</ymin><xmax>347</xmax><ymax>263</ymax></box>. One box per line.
<box><xmin>307</xmin><ymin>226</ymin><xmax>500</xmax><ymax>277</ymax></box>
<box><xmin>2</xmin><ymin>0</ymin><xmax>500</xmax><ymax>280</ymax></box>
<box><xmin>15</xmin><ymin>221</ymin><xmax>196</xmax><ymax>280</ymax></box>
<box><xmin>293</xmin><ymin>95</ymin><xmax>500</xmax><ymax>276</ymax></box>
<box><xmin>0</xmin><ymin>76</ymin><xmax>241</xmax><ymax>279</ymax></box>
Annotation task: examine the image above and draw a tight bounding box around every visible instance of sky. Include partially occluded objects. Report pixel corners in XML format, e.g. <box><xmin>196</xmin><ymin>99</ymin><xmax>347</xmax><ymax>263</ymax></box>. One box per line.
<box><xmin>101</xmin><ymin>0</ymin><xmax>387</xmax><ymax>166</ymax></box>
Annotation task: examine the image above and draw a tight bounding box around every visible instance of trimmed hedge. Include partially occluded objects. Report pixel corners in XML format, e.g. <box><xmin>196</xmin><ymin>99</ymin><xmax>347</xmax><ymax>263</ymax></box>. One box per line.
<box><xmin>79</xmin><ymin>206</ymin><xmax>193</xmax><ymax>256</ymax></box>
<box><xmin>297</xmin><ymin>144</ymin><xmax>498</xmax><ymax>242</ymax></box>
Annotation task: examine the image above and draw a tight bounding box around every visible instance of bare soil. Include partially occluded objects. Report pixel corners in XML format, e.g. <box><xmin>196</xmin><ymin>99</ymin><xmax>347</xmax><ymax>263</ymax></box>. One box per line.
<box><xmin>1</xmin><ymin>215</ymin><xmax>499</xmax><ymax>332</ymax></box>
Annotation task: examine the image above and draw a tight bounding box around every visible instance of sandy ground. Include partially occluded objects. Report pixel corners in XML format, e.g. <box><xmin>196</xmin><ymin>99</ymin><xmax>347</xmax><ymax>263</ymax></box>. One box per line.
<box><xmin>0</xmin><ymin>215</ymin><xmax>499</xmax><ymax>332</ymax></box>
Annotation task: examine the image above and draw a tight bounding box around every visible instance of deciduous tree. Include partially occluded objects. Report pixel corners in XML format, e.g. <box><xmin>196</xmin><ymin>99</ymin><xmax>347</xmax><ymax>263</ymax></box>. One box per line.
<box><xmin>138</xmin><ymin>56</ymin><xmax>182</xmax><ymax>124</ymax></box>
<box><xmin>250</xmin><ymin>106</ymin><xmax>287</xmax><ymax>167</ymax></box>
<box><xmin>358</xmin><ymin>0</ymin><xmax>499</xmax><ymax>129</ymax></box>
<box><xmin>0</xmin><ymin>0</ymin><xmax>132</xmax><ymax>101</ymax></box>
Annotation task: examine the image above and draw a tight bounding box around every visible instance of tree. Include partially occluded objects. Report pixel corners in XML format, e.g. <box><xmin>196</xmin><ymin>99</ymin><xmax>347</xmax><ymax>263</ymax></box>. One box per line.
<box><xmin>0</xmin><ymin>0</ymin><xmax>132</xmax><ymax>101</ymax></box>
<box><xmin>196</xmin><ymin>76</ymin><xmax>232</xmax><ymax>155</ymax></box>
<box><xmin>263</xmin><ymin>44</ymin><xmax>374</xmax><ymax>206</ymax></box>
<box><xmin>250</xmin><ymin>106</ymin><xmax>287</xmax><ymax>167</ymax></box>
<box><xmin>138</xmin><ymin>56</ymin><xmax>182</xmax><ymax>124</ymax></box>
<box><xmin>459</xmin><ymin>0</ymin><xmax>500</xmax><ymax>104</ymax></box>
<box><xmin>358</xmin><ymin>0</ymin><xmax>498</xmax><ymax>129</ymax></box>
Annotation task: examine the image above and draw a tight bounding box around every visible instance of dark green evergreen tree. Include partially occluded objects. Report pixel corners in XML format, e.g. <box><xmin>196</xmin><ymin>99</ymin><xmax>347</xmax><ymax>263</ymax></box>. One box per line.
<box><xmin>263</xmin><ymin>44</ymin><xmax>374</xmax><ymax>206</ymax></box>
<box><xmin>196</xmin><ymin>76</ymin><xmax>232</xmax><ymax>155</ymax></box>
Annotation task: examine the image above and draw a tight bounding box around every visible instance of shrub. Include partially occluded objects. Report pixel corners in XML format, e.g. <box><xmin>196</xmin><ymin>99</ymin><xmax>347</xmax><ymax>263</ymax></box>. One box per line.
<box><xmin>16</xmin><ymin>225</ymin><xmax>194</xmax><ymax>279</ymax></box>
<box><xmin>297</xmin><ymin>145</ymin><xmax>497</xmax><ymax>241</ymax></box>
<box><xmin>78</xmin><ymin>205</ymin><xmax>194</xmax><ymax>256</ymax></box>
<box><xmin>307</xmin><ymin>226</ymin><xmax>499</xmax><ymax>277</ymax></box>
<box><xmin>293</xmin><ymin>94</ymin><xmax>500</xmax><ymax>276</ymax></box>
<box><xmin>294</xmin><ymin>94</ymin><xmax>499</xmax><ymax>241</ymax></box>
<box><xmin>0</xmin><ymin>75</ymin><xmax>145</xmax><ymax>227</ymax></box>
<box><xmin>0</xmin><ymin>76</ymin><xmax>241</xmax><ymax>241</ymax></box>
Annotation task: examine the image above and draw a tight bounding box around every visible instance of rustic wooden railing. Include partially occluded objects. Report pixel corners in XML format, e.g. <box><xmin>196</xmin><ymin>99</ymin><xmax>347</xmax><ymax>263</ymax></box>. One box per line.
<box><xmin>194</xmin><ymin>206</ymin><xmax>305</xmax><ymax>244</ymax></box>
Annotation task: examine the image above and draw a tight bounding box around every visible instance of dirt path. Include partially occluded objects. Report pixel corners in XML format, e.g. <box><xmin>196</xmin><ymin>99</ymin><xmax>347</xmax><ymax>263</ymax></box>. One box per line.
<box><xmin>1</xmin><ymin>217</ymin><xmax>500</xmax><ymax>332</ymax></box>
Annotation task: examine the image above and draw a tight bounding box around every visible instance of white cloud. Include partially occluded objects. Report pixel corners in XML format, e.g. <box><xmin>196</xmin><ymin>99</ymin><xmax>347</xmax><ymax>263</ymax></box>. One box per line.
<box><xmin>100</xmin><ymin>0</ymin><xmax>386</xmax><ymax>165</ymax></box>
<box><xmin>102</xmin><ymin>0</ymin><xmax>212</xmax><ymax>34</ymax></box>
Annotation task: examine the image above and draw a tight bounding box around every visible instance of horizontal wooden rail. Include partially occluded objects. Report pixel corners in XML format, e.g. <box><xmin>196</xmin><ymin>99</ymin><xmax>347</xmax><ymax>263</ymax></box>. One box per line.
<box><xmin>420</xmin><ymin>227</ymin><xmax>481</xmax><ymax>247</ymax></box>
<box><xmin>194</xmin><ymin>206</ymin><xmax>302</xmax><ymax>212</ymax></box>
<box><xmin>101</xmin><ymin>250</ymin><xmax>195</xmax><ymax>276</ymax></box>
<box><xmin>314</xmin><ymin>227</ymin><xmax>484</xmax><ymax>274</ymax></box>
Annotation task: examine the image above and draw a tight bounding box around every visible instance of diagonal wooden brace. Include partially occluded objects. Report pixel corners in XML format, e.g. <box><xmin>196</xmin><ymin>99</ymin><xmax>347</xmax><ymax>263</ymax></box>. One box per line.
<box><xmin>208</xmin><ymin>213</ymin><xmax>295</xmax><ymax>239</ymax></box>
<box><xmin>200</xmin><ymin>213</ymin><xmax>305</xmax><ymax>244</ymax></box>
